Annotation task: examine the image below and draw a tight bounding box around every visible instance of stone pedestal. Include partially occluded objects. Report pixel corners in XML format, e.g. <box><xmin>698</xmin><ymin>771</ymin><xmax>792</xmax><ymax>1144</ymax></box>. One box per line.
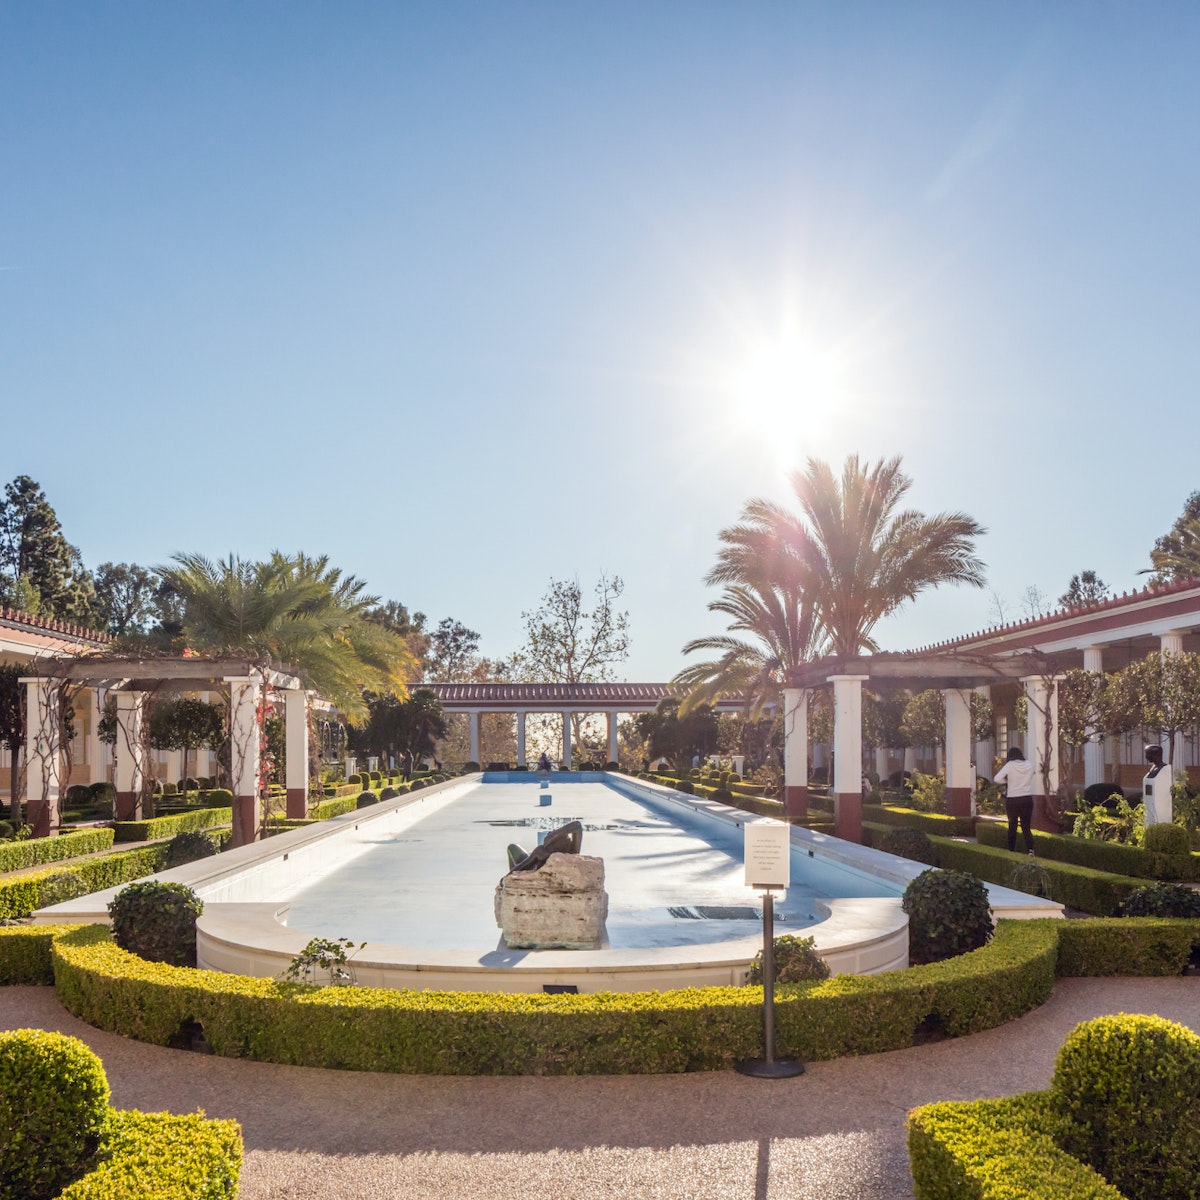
<box><xmin>494</xmin><ymin>853</ymin><xmax>608</xmax><ymax>949</ymax></box>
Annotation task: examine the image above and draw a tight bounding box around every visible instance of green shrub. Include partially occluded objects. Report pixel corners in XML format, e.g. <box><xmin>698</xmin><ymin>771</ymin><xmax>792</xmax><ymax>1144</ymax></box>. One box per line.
<box><xmin>1055</xmin><ymin>917</ymin><xmax>1200</xmax><ymax>977</ymax></box>
<box><xmin>370</xmin><ymin>770</ymin><xmax>382</xmax><ymax>783</ymax></box>
<box><xmin>63</xmin><ymin>784</ymin><xmax>92</xmax><ymax>808</ymax></box>
<box><xmin>746</xmin><ymin>934</ymin><xmax>830</xmax><ymax>985</ymax></box>
<box><xmin>877</xmin><ymin>826</ymin><xmax>937</xmax><ymax>865</ymax></box>
<box><xmin>863</xmin><ymin>802</ymin><xmax>973</xmax><ymax>837</ymax></box>
<box><xmin>1120</xmin><ymin>881</ymin><xmax>1200</xmax><ymax>918</ymax></box>
<box><xmin>107</xmin><ymin>882</ymin><xmax>203</xmax><ymax>968</ymax></box>
<box><xmin>113</xmin><ymin>805</ymin><xmax>232</xmax><ymax>843</ymax></box>
<box><xmin>674</xmin><ymin>779</ymin><xmax>695</xmax><ymax>795</ymax></box>
<box><xmin>0</xmin><ymin>927</ymin><xmax>65</xmax><ymax>985</ymax></box>
<box><xmin>307</xmin><ymin>795</ymin><xmax>359</xmax><ymax>821</ymax></box>
<box><xmin>906</xmin><ymin>770</ymin><xmax>947</xmax><ymax>813</ymax></box>
<box><xmin>379</xmin><ymin>786</ymin><xmax>398</xmax><ymax>801</ymax></box>
<box><xmin>164</xmin><ymin>830</ymin><xmax>219</xmax><ymax>869</ymax></box>
<box><xmin>37</xmin><ymin>871</ymin><xmax>87</xmax><ymax>907</ymax></box>
<box><xmin>0</xmin><ymin>828</ymin><xmax>115</xmax><ymax>875</ymax></box>
<box><xmin>1142</xmin><ymin>822</ymin><xmax>1191</xmax><ymax>856</ymax></box>
<box><xmin>87</xmin><ymin>782</ymin><xmax>116</xmax><ymax>816</ymax></box>
<box><xmin>903</xmin><ymin>868</ymin><xmax>994</xmax><ymax>963</ymax></box>
<box><xmin>356</xmin><ymin>791</ymin><xmax>379</xmax><ymax>809</ymax></box>
<box><xmin>1007</xmin><ymin>858</ymin><xmax>1053</xmax><ymax>898</ymax></box>
<box><xmin>1052</xmin><ymin>1013</ymin><xmax>1200</xmax><ymax>1199</ymax></box>
<box><xmin>604</xmin><ymin>761</ymin><xmax>619</xmax><ymax>771</ymax></box>
<box><xmin>462</xmin><ymin>762</ymin><xmax>480</xmax><ymax>773</ymax></box>
<box><xmin>0</xmin><ymin>1028</ymin><xmax>110</xmax><ymax>1200</ymax></box>
<box><xmin>0</xmin><ymin>821</ymin><xmax>11</xmax><ymax>840</ymax></box>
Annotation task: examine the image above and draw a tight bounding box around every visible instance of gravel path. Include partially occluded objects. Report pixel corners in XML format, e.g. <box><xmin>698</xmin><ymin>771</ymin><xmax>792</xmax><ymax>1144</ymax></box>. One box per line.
<box><xmin>3</xmin><ymin>978</ymin><xmax>1199</xmax><ymax>1199</ymax></box>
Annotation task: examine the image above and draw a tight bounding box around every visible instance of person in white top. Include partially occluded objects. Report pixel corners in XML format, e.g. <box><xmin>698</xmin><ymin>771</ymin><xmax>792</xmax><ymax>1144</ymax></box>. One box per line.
<box><xmin>993</xmin><ymin>745</ymin><xmax>1037</xmax><ymax>855</ymax></box>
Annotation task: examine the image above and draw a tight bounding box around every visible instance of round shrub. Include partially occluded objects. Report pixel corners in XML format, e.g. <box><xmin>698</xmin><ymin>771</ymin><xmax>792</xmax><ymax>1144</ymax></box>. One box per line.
<box><xmin>1051</xmin><ymin>1013</ymin><xmax>1200</xmax><ymax>1199</ymax></box>
<box><xmin>461</xmin><ymin>762</ymin><xmax>480</xmax><ymax>773</ymax></box>
<box><xmin>746</xmin><ymin>934</ymin><xmax>831</xmax><ymax>985</ymax></box>
<box><xmin>1142</xmin><ymin>822</ymin><xmax>1191</xmax><ymax>856</ymax></box>
<box><xmin>87</xmin><ymin>782</ymin><xmax>116</xmax><ymax>817</ymax></box>
<box><xmin>1083</xmin><ymin>781</ymin><xmax>1124</xmax><ymax>809</ymax></box>
<box><xmin>1120</xmin><ymin>881</ymin><xmax>1200</xmax><ymax>918</ymax></box>
<box><xmin>164</xmin><ymin>830</ymin><xmax>219</xmax><ymax>869</ymax></box>
<box><xmin>204</xmin><ymin>788</ymin><xmax>234</xmax><ymax>806</ymax></box>
<box><xmin>901</xmin><ymin>868</ymin><xmax>994</xmax><ymax>963</ymax></box>
<box><xmin>379</xmin><ymin>786</ymin><xmax>398</xmax><ymax>801</ymax></box>
<box><xmin>409</xmin><ymin>778</ymin><xmax>426</xmax><ymax>791</ymax></box>
<box><xmin>674</xmin><ymin>779</ymin><xmax>695</xmax><ymax>795</ymax></box>
<box><xmin>107</xmin><ymin>881</ymin><xmax>204</xmax><ymax>967</ymax></box>
<box><xmin>37</xmin><ymin>871</ymin><xmax>87</xmax><ymax>907</ymax></box>
<box><xmin>63</xmin><ymin>784</ymin><xmax>92</xmax><ymax>809</ymax></box>
<box><xmin>604</xmin><ymin>761</ymin><xmax>619</xmax><ymax>771</ymax></box>
<box><xmin>161</xmin><ymin>780</ymin><xmax>178</xmax><ymax>797</ymax></box>
<box><xmin>370</xmin><ymin>770</ymin><xmax>382</xmax><ymax>783</ymax></box>
<box><xmin>877</xmin><ymin>827</ymin><xmax>937</xmax><ymax>865</ymax></box>
<box><xmin>0</xmin><ymin>1028</ymin><xmax>110</xmax><ymax>1200</ymax></box>
<box><xmin>712</xmin><ymin>787</ymin><xmax>734</xmax><ymax>803</ymax></box>
<box><xmin>356</xmin><ymin>791</ymin><xmax>379</xmax><ymax>809</ymax></box>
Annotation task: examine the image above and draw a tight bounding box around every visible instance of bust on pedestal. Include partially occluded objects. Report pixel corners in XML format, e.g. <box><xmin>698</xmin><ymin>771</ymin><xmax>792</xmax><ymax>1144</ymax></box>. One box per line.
<box><xmin>1142</xmin><ymin>744</ymin><xmax>1174</xmax><ymax>826</ymax></box>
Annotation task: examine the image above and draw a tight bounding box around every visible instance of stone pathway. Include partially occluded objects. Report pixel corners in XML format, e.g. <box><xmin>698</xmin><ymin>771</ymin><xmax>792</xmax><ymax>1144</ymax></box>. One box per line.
<box><xmin>2</xmin><ymin>977</ymin><xmax>1198</xmax><ymax>1199</ymax></box>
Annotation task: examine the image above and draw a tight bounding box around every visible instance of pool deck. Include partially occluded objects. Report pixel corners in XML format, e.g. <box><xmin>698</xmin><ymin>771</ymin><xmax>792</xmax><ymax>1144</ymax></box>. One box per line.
<box><xmin>4</xmin><ymin>975</ymin><xmax>1198</xmax><ymax>1198</ymax></box>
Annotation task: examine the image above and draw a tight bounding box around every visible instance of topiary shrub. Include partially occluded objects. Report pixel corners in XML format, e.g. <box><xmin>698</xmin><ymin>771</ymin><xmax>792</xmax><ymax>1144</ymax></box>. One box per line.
<box><xmin>107</xmin><ymin>881</ymin><xmax>203</xmax><ymax>968</ymax></box>
<box><xmin>63</xmin><ymin>784</ymin><xmax>91</xmax><ymax>808</ymax></box>
<box><xmin>164</xmin><ymin>830</ymin><xmax>219</xmax><ymax>869</ymax></box>
<box><xmin>1141</xmin><ymin>822</ymin><xmax>1191</xmax><ymax>856</ymax></box>
<box><xmin>0</xmin><ymin>1029</ymin><xmax>110</xmax><ymax>1200</ymax></box>
<box><xmin>604</xmin><ymin>761</ymin><xmax>619</xmax><ymax>771</ymax></box>
<box><xmin>370</xmin><ymin>770</ymin><xmax>382</xmax><ymax>783</ymax></box>
<box><xmin>902</xmin><ymin>868</ymin><xmax>994</xmax><ymax>963</ymax></box>
<box><xmin>712</xmin><ymin>787</ymin><xmax>735</xmax><ymax>803</ymax></box>
<box><xmin>462</xmin><ymin>762</ymin><xmax>480</xmax><ymax>773</ymax></box>
<box><xmin>204</xmin><ymin>787</ymin><xmax>233</xmax><ymax>806</ymax></box>
<box><xmin>1051</xmin><ymin>1013</ymin><xmax>1200</xmax><ymax>1199</ymax></box>
<box><xmin>1119</xmin><ymin>881</ymin><xmax>1200</xmax><ymax>918</ymax></box>
<box><xmin>746</xmin><ymin>934</ymin><xmax>830</xmax><ymax>985</ymax></box>
<box><xmin>161</xmin><ymin>780</ymin><xmax>177</xmax><ymax>797</ymax></box>
<box><xmin>356</xmin><ymin>791</ymin><xmax>379</xmax><ymax>809</ymax></box>
<box><xmin>1083</xmin><ymin>781</ymin><xmax>1124</xmax><ymax>809</ymax></box>
<box><xmin>409</xmin><ymin>779</ymin><xmax>426</xmax><ymax>791</ymax></box>
<box><xmin>36</xmin><ymin>871</ymin><xmax>87</xmax><ymax>907</ymax></box>
<box><xmin>674</xmin><ymin>779</ymin><xmax>695</xmax><ymax>795</ymax></box>
<box><xmin>878</xmin><ymin>826</ymin><xmax>937</xmax><ymax>865</ymax></box>
<box><xmin>379</xmin><ymin>786</ymin><xmax>398</xmax><ymax>801</ymax></box>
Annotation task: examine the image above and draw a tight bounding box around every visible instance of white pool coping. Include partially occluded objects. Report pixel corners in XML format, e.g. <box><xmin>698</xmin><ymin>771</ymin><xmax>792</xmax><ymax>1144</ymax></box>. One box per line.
<box><xmin>34</xmin><ymin>773</ymin><xmax>1062</xmax><ymax>994</ymax></box>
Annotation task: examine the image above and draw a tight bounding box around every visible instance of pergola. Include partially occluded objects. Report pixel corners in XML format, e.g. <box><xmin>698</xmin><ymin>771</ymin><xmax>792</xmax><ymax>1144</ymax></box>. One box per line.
<box><xmin>780</xmin><ymin>650</ymin><xmax>1065</xmax><ymax>842</ymax></box>
<box><xmin>22</xmin><ymin>656</ymin><xmax>311</xmax><ymax>845</ymax></box>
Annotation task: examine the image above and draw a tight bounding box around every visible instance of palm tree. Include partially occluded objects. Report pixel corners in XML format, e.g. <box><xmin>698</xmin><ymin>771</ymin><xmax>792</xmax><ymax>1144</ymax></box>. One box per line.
<box><xmin>157</xmin><ymin>552</ymin><xmax>417</xmax><ymax>720</ymax></box>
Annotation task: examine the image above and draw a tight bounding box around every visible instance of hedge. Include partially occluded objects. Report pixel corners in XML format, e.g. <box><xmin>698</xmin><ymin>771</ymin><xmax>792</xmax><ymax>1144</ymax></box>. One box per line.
<box><xmin>0</xmin><ymin>924</ymin><xmax>69</xmax><ymax>984</ymax></box>
<box><xmin>907</xmin><ymin>1093</ymin><xmax>1123</xmax><ymax>1200</ymax></box>
<box><xmin>0</xmin><ymin>827</ymin><xmax>115</xmax><ymax>874</ymax></box>
<box><xmin>1054</xmin><ymin>917</ymin><xmax>1200</xmax><ymax>977</ymax></box>
<box><xmin>864</xmin><ymin>803</ymin><xmax>975</xmax><ymax>838</ymax></box>
<box><xmin>113</xmin><ymin>807</ymin><xmax>232</xmax><ymax>843</ymax></box>
<box><xmin>929</xmin><ymin>837</ymin><xmax>1144</xmax><ymax>917</ymax></box>
<box><xmin>975</xmin><ymin>820</ymin><xmax>1199</xmax><ymax>882</ymax></box>
<box><xmin>307</xmin><ymin>794</ymin><xmax>361</xmax><ymax>821</ymax></box>
<box><xmin>0</xmin><ymin>845</ymin><xmax>168</xmax><ymax>920</ymax></box>
<box><xmin>56</xmin><ymin>1108</ymin><xmax>242</xmax><ymax>1199</ymax></box>
<box><xmin>49</xmin><ymin>920</ymin><xmax>1059</xmax><ymax>1075</ymax></box>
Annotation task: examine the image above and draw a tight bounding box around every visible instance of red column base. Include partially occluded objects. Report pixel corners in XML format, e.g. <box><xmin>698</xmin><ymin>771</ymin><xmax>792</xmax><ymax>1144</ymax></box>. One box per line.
<box><xmin>945</xmin><ymin>786</ymin><xmax>972</xmax><ymax>818</ymax></box>
<box><xmin>784</xmin><ymin>784</ymin><xmax>809</xmax><ymax>819</ymax></box>
<box><xmin>834</xmin><ymin>792</ymin><xmax>864</xmax><ymax>843</ymax></box>
<box><xmin>1033</xmin><ymin>795</ymin><xmax>1058</xmax><ymax>832</ymax></box>
<box><xmin>231</xmin><ymin>795</ymin><xmax>259</xmax><ymax>847</ymax></box>
<box><xmin>286</xmin><ymin>787</ymin><xmax>307</xmax><ymax>820</ymax></box>
<box><xmin>27</xmin><ymin>797</ymin><xmax>57</xmax><ymax>838</ymax></box>
<box><xmin>114</xmin><ymin>790</ymin><xmax>142</xmax><ymax>822</ymax></box>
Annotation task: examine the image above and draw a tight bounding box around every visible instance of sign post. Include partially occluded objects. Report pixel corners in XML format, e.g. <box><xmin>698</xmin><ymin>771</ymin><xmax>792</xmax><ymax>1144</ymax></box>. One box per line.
<box><xmin>737</xmin><ymin>819</ymin><xmax>805</xmax><ymax>1079</ymax></box>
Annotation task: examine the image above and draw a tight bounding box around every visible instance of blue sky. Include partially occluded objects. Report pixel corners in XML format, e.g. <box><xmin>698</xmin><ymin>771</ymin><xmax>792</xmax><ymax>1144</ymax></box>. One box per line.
<box><xmin>2</xmin><ymin>3</ymin><xmax>1198</xmax><ymax>679</ymax></box>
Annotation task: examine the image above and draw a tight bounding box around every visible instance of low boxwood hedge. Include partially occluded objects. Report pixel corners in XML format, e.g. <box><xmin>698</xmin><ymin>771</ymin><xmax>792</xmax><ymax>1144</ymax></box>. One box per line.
<box><xmin>0</xmin><ymin>925</ymin><xmax>68</xmax><ymax>985</ymax></box>
<box><xmin>113</xmin><ymin>807</ymin><xmax>232</xmax><ymax>844</ymax></box>
<box><xmin>1054</xmin><ymin>916</ymin><xmax>1200</xmax><ymax>977</ymax></box>
<box><xmin>975</xmin><ymin>820</ymin><xmax>1199</xmax><ymax>882</ymax></box>
<box><xmin>307</xmin><ymin>795</ymin><xmax>361</xmax><ymax>821</ymax></box>
<box><xmin>0</xmin><ymin>845</ymin><xmax>168</xmax><ymax>920</ymax></box>
<box><xmin>0</xmin><ymin>827</ymin><xmax>115</xmax><ymax>873</ymax></box>
<box><xmin>864</xmin><ymin>803</ymin><xmax>975</xmax><ymax>837</ymax></box>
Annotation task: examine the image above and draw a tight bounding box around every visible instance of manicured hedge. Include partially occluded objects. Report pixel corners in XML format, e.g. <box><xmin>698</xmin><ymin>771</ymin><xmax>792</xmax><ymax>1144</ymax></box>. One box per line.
<box><xmin>113</xmin><ymin>807</ymin><xmax>232</xmax><ymax>843</ymax></box>
<box><xmin>907</xmin><ymin>1093</ymin><xmax>1123</xmax><ymax>1200</ymax></box>
<box><xmin>307</xmin><ymin>795</ymin><xmax>361</xmax><ymax>821</ymax></box>
<box><xmin>0</xmin><ymin>924</ymin><xmax>69</xmax><ymax>984</ymax></box>
<box><xmin>975</xmin><ymin>820</ymin><xmax>1199</xmax><ymax>882</ymax></box>
<box><xmin>57</xmin><ymin>1109</ymin><xmax>242</xmax><ymax>1199</ymax></box>
<box><xmin>0</xmin><ymin>845</ymin><xmax>168</xmax><ymax>920</ymax></box>
<box><xmin>0</xmin><ymin>827</ymin><xmax>115</xmax><ymax>873</ymax></box>
<box><xmin>49</xmin><ymin>920</ymin><xmax>1059</xmax><ymax>1075</ymax></box>
<box><xmin>930</xmin><ymin>837</ymin><xmax>1143</xmax><ymax>917</ymax></box>
<box><xmin>864</xmin><ymin>803</ymin><xmax>975</xmax><ymax>837</ymax></box>
<box><xmin>1054</xmin><ymin>917</ymin><xmax>1200</xmax><ymax>977</ymax></box>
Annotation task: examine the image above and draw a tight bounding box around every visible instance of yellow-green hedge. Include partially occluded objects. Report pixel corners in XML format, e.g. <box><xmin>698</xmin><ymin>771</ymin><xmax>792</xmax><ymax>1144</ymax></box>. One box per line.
<box><xmin>0</xmin><ymin>845</ymin><xmax>167</xmax><ymax>920</ymax></box>
<box><xmin>113</xmin><ymin>807</ymin><xmax>232</xmax><ymax>843</ymax></box>
<box><xmin>49</xmin><ymin>920</ymin><xmax>1058</xmax><ymax>1075</ymax></box>
<box><xmin>57</xmin><ymin>1109</ymin><xmax>242</xmax><ymax>1199</ymax></box>
<box><xmin>0</xmin><ymin>827</ymin><xmax>115</xmax><ymax>873</ymax></box>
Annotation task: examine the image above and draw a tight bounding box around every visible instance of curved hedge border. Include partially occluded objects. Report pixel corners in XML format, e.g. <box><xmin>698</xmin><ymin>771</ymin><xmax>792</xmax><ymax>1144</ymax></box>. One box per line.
<box><xmin>0</xmin><ymin>844</ymin><xmax>167</xmax><ymax>920</ymax></box>
<box><xmin>0</xmin><ymin>827</ymin><xmax>115</xmax><ymax>873</ymax></box>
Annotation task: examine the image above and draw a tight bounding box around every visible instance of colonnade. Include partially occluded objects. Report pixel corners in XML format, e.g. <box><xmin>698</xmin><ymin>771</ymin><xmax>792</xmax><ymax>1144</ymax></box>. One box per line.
<box><xmin>465</xmin><ymin>709</ymin><xmax>622</xmax><ymax>767</ymax></box>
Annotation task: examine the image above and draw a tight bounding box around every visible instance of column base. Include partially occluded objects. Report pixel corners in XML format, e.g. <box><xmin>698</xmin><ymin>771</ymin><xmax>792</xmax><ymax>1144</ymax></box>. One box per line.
<box><xmin>27</xmin><ymin>797</ymin><xmax>58</xmax><ymax>839</ymax></box>
<box><xmin>114</xmin><ymin>790</ymin><xmax>142</xmax><ymax>822</ymax></box>
<box><xmin>834</xmin><ymin>792</ymin><xmax>864</xmax><ymax>843</ymax></box>
<box><xmin>1033</xmin><ymin>795</ymin><xmax>1059</xmax><ymax>832</ymax></box>
<box><xmin>783</xmin><ymin>785</ymin><xmax>809</xmax><ymax>819</ymax></box>
<box><xmin>231</xmin><ymin>795</ymin><xmax>259</xmax><ymax>847</ymax></box>
<box><xmin>286</xmin><ymin>787</ymin><xmax>307</xmax><ymax>820</ymax></box>
<box><xmin>945</xmin><ymin>786</ymin><xmax>972</xmax><ymax>818</ymax></box>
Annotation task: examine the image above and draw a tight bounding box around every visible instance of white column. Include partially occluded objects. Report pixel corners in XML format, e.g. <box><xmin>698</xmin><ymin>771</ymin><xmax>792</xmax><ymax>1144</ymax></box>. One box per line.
<box><xmin>469</xmin><ymin>712</ymin><xmax>480</xmax><ymax>765</ymax></box>
<box><xmin>516</xmin><ymin>712</ymin><xmax>527</xmax><ymax>767</ymax></box>
<box><xmin>85</xmin><ymin>687</ymin><xmax>103</xmax><ymax>785</ymax></box>
<box><xmin>783</xmin><ymin>687</ymin><xmax>809</xmax><ymax>817</ymax></box>
<box><xmin>973</xmin><ymin>686</ymin><xmax>994</xmax><ymax>781</ymax></box>
<box><xmin>227</xmin><ymin>676</ymin><xmax>262</xmax><ymax>846</ymax></box>
<box><xmin>874</xmin><ymin>746</ymin><xmax>888</xmax><ymax>780</ymax></box>
<box><xmin>903</xmin><ymin>747</ymin><xmax>916</xmax><ymax>773</ymax></box>
<box><xmin>1023</xmin><ymin>674</ymin><xmax>1063</xmax><ymax>830</ymax></box>
<box><xmin>21</xmin><ymin>677</ymin><xmax>62</xmax><ymax>836</ymax></box>
<box><xmin>284</xmin><ymin>688</ymin><xmax>309</xmax><ymax>818</ymax></box>
<box><xmin>607</xmin><ymin>712</ymin><xmax>619</xmax><ymax>764</ymax></box>
<box><xmin>829</xmin><ymin>674</ymin><xmax>868</xmax><ymax>841</ymax></box>
<box><xmin>113</xmin><ymin>691</ymin><xmax>147</xmax><ymax>822</ymax></box>
<box><xmin>1160</xmin><ymin>631</ymin><xmax>1187</xmax><ymax>765</ymax></box>
<box><xmin>1082</xmin><ymin>646</ymin><xmax>1106</xmax><ymax>788</ymax></box>
<box><xmin>944</xmin><ymin>687</ymin><xmax>973</xmax><ymax>816</ymax></box>
<box><xmin>562</xmin><ymin>711</ymin><xmax>572</xmax><ymax>769</ymax></box>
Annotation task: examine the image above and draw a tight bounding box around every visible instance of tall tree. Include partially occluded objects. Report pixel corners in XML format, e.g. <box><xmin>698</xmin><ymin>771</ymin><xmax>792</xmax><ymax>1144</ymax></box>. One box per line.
<box><xmin>148</xmin><ymin>697</ymin><xmax>227</xmax><ymax>800</ymax></box>
<box><xmin>1059</xmin><ymin>570</ymin><xmax>1109</xmax><ymax>609</ymax></box>
<box><xmin>425</xmin><ymin>618</ymin><xmax>482</xmax><ymax>681</ymax></box>
<box><xmin>93</xmin><ymin>562</ymin><xmax>158</xmax><ymax>637</ymax></box>
<box><xmin>1144</xmin><ymin>490</ymin><xmax>1200</xmax><ymax>584</ymax></box>
<box><xmin>514</xmin><ymin>574</ymin><xmax>630</xmax><ymax>684</ymax></box>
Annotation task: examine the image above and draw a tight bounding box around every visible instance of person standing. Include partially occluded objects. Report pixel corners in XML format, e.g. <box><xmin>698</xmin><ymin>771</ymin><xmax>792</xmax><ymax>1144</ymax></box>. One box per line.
<box><xmin>400</xmin><ymin>749</ymin><xmax>414</xmax><ymax>782</ymax></box>
<box><xmin>994</xmin><ymin>745</ymin><xmax>1037</xmax><ymax>854</ymax></box>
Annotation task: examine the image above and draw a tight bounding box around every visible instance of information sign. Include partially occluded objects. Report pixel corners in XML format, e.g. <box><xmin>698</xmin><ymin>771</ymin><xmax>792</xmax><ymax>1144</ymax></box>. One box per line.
<box><xmin>744</xmin><ymin>819</ymin><xmax>790</xmax><ymax>889</ymax></box>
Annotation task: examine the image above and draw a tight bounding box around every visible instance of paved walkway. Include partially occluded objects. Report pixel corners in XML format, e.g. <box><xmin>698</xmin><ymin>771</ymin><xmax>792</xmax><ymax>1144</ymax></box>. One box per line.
<box><xmin>3</xmin><ymin>978</ymin><xmax>1199</xmax><ymax>1199</ymax></box>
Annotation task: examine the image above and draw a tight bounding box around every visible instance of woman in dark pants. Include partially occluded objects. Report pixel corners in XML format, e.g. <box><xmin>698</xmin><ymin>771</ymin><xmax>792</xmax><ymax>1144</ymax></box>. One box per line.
<box><xmin>993</xmin><ymin>745</ymin><xmax>1037</xmax><ymax>854</ymax></box>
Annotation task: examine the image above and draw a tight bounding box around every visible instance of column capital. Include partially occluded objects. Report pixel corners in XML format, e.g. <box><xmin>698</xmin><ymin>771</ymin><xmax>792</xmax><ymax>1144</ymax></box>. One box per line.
<box><xmin>826</xmin><ymin>673</ymin><xmax>870</xmax><ymax>684</ymax></box>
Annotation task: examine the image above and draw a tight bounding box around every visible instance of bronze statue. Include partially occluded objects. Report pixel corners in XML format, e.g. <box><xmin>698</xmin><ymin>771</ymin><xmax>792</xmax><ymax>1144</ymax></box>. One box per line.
<box><xmin>509</xmin><ymin>820</ymin><xmax>584</xmax><ymax>872</ymax></box>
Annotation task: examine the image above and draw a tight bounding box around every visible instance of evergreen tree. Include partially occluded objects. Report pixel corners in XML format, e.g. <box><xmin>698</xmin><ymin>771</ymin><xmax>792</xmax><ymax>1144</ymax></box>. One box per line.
<box><xmin>1059</xmin><ymin>569</ymin><xmax>1109</xmax><ymax>608</ymax></box>
<box><xmin>1145</xmin><ymin>490</ymin><xmax>1200</xmax><ymax>584</ymax></box>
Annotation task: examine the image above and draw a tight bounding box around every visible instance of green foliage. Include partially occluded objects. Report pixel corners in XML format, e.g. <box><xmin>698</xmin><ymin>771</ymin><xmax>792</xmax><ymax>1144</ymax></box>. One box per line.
<box><xmin>88</xmin><ymin>782</ymin><xmax>116</xmax><ymax>817</ymax></box>
<box><xmin>863</xmin><ymin>802</ymin><xmax>973</xmax><ymax>836</ymax></box>
<box><xmin>0</xmin><ymin>927</ymin><xmax>64</xmax><ymax>985</ymax></box>
<box><xmin>1007</xmin><ymin>858</ymin><xmax>1053</xmax><ymax>898</ymax></box>
<box><xmin>1120</xmin><ymin>881</ymin><xmax>1200</xmax><ymax>918</ymax></box>
<box><xmin>746</xmin><ymin>934</ymin><xmax>830</xmax><ymax>985</ymax></box>
<box><xmin>462</xmin><ymin>762</ymin><xmax>480</xmax><ymax>773</ymax></box>
<box><xmin>307</xmin><ymin>795</ymin><xmax>359</xmax><ymax>820</ymax></box>
<box><xmin>1072</xmin><ymin>794</ymin><xmax>1144</xmax><ymax>845</ymax></box>
<box><xmin>902</xmin><ymin>869</ymin><xmax>994</xmax><ymax>963</ymax></box>
<box><xmin>63</xmin><ymin>784</ymin><xmax>91</xmax><ymax>808</ymax></box>
<box><xmin>1052</xmin><ymin>1013</ymin><xmax>1200</xmax><ymax>1199</ymax></box>
<box><xmin>877</xmin><ymin>826</ymin><xmax>937</xmax><ymax>865</ymax></box>
<box><xmin>37</xmin><ymin>871</ymin><xmax>87</xmax><ymax>906</ymax></box>
<box><xmin>1142</xmin><ymin>822</ymin><xmax>1191</xmax><ymax>856</ymax></box>
<box><xmin>107</xmin><ymin>882</ymin><xmax>203</xmax><ymax>967</ymax></box>
<box><xmin>673</xmin><ymin>779</ymin><xmax>695</xmax><ymax>795</ymax></box>
<box><xmin>0</xmin><ymin>827</ymin><xmax>114</xmax><ymax>875</ymax></box>
<box><xmin>355</xmin><ymin>791</ymin><xmax>379</xmax><ymax>809</ymax></box>
<box><xmin>282</xmin><ymin>936</ymin><xmax>366</xmax><ymax>986</ymax></box>
<box><xmin>163</xmin><ymin>830</ymin><xmax>219</xmax><ymax>869</ymax></box>
<box><xmin>112</xmin><ymin>804</ymin><xmax>231</xmax><ymax>843</ymax></box>
<box><xmin>0</xmin><ymin>1028</ymin><xmax>110</xmax><ymax>1200</ymax></box>
<box><xmin>1055</xmin><ymin>918</ymin><xmax>1200</xmax><ymax>977</ymax></box>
